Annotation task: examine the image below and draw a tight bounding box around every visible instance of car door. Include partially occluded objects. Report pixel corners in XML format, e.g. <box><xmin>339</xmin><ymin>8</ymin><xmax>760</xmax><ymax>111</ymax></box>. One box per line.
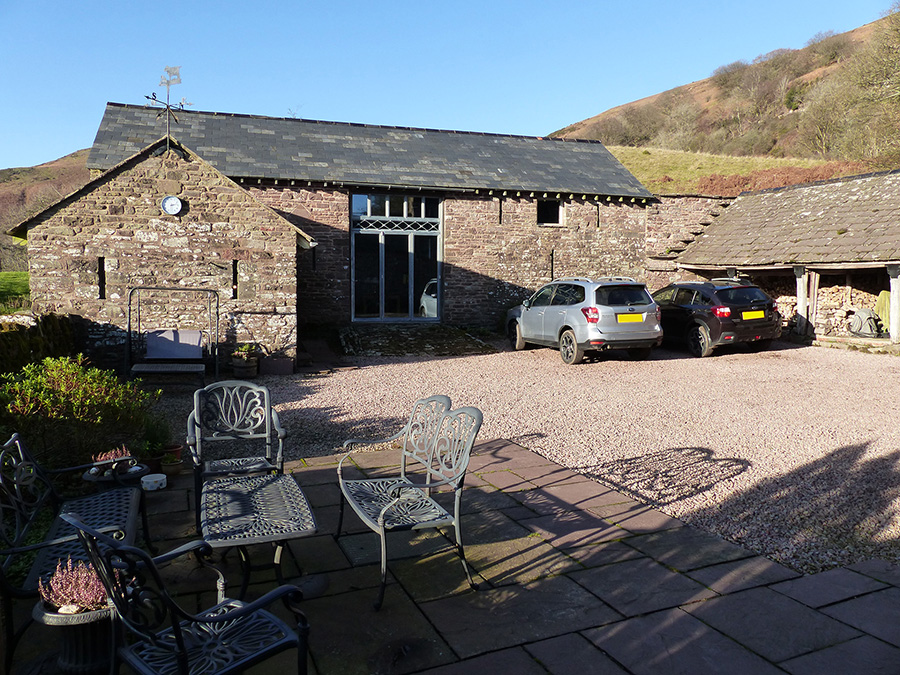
<box><xmin>546</xmin><ymin>283</ymin><xmax>582</xmax><ymax>342</ymax></box>
<box><xmin>520</xmin><ymin>285</ymin><xmax>556</xmax><ymax>344</ymax></box>
<box><xmin>671</xmin><ymin>287</ymin><xmax>699</xmax><ymax>340</ymax></box>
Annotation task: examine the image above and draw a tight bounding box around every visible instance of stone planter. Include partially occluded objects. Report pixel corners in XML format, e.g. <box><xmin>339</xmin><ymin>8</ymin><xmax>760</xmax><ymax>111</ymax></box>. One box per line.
<box><xmin>232</xmin><ymin>356</ymin><xmax>259</xmax><ymax>378</ymax></box>
<box><xmin>32</xmin><ymin>603</ymin><xmax>112</xmax><ymax>675</ymax></box>
<box><xmin>260</xmin><ymin>355</ymin><xmax>294</xmax><ymax>376</ymax></box>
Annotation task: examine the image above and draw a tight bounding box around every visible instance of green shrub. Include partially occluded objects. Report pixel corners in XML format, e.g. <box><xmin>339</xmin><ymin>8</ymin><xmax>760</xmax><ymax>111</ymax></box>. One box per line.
<box><xmin>0</xmin><ymin>355</ymin><xmax>158</xmax><ymax>467</ymax></box>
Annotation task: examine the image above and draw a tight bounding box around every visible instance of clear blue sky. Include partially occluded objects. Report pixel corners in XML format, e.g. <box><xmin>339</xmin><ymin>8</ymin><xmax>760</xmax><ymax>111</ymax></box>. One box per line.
<box><xmin>0</xmin><ymin>0</ymin><xmax>892</xmax><ymax>169</ymax></box>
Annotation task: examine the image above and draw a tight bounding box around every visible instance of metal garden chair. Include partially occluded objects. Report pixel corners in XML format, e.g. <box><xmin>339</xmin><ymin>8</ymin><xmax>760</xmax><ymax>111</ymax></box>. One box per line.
<box><xmin>0</xmin><ymin>433</ymin><xmax>151</xmax><ymax>675</ymax></box>
<box><xmin>186</xmin><ymin>380</ymin><xmax>285</xmax><ymax>529</ymax></box>
<box><xmin>61</xmin><ymin>513</ymin><xmax>310</xmax><ymax>675</ymax></box>
<box><xmin>336</xmin><ymin>397</ymin><xmax>483</xmax><ymax>609</ymax></box>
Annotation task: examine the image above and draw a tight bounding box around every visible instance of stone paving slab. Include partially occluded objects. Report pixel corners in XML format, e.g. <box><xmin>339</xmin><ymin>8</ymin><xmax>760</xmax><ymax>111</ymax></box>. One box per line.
<box><xmin>420</xmin><ymin>575</ymin><xmax>622</xmax><ymax>659</ymax></box>
<box><xmin>520</xmin><ymin>509</ymin><xmax>629</xmax><ymax>548</ymax></box>
<box><xmin>569</xmin><ymin>556</ymin><xmax>719</xmax><ymax>617</ymax></box>
<box><xmin>523</xmin><ymin>633</ymin><xmax>629</xmax><ymax>675</ymax></box>
<box><xmin>417</xmin><ymin>646</ymin><xmax>549</xmax><ymax>674</ymax></box>
<box><xmin>584</xmin><ymin>608</ymin><xmax>784</xmax><ymax>675</ymax></box>
<box><xmin>686</xmin><ymin>556</ymin><xmax>800</xmax><ymax>594</ymax></box>
<box><xmin>849</xmin><ymin>558</ymin><xmax>900</xmax><ymax>586</ymax></box>
<box><xmin>592</xmin><ymin>502</ymin><xmax>684</xmax><ymax>534</ymax></box>
<box><xmin>778</xmin><ymin>635</ymin><xmax>900</xmax><ymax>675</ymax></box>
<box><xmin>683</xmin><ymin>587</ymin><xmax>862</xmax><ymax>663</ymax></box>
<box><xmin>510</xmin><ymin>481</ymin><xmax>634</xmax><ymax>515</ymax></box>
<box><xmin>623</xmin><ymin>526</ymin><xmax>754</xmax><ymax>571</ymax></box>
<box><xmin>301</xmin><ymin>584</ymin><xmax>456</xmax><ymax>675</ymax></box>
<box><xmin>771</xmin><ymin>567</ymin><xmax>890</xmax><ymax>608</ymax></box>
<box><xmin>820</xmin><ymin>587</ymin><xmax>900</xmax><ymax>647</ymax></box>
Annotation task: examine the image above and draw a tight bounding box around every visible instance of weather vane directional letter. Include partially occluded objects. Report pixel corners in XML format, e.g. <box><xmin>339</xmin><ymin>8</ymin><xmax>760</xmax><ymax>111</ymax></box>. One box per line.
<box><xmin>146</xmin><ymin>67</ymin><xmax>189</xmax><ymax>153</ymax></box>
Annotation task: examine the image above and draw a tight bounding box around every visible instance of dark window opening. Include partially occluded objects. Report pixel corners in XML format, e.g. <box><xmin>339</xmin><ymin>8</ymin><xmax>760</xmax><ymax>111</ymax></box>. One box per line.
<box><xmin>98</xmin><ymin>257</ymin><xmax>106</xmax><ymax>300</ymax></box>
<box><xmin>537</xmin><ymin>199</ymin><xmax>561</xmax><ymax>225</ymax></box>
<box><xmin>232</xmin><ymin>260</ymin><xmax>238</xmax><ymax>300</ymax></box>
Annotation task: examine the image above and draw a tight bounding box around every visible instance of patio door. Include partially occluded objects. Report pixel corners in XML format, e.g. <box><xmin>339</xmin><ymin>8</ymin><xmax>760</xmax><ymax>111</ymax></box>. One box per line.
<box><xmin>353</xmin><ymin>231</ymin><xmax>440</xmax><ymax>320</ymax></box>
<box><xmin>351</xmin><ymin>194</ymin><xmax>441</xmax><ymax>322</ymax></box>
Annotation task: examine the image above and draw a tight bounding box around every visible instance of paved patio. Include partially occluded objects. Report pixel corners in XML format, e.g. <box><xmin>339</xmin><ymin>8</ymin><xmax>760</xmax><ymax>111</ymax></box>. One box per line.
<box><xmin>13</xmin><ymin>438</ymin><xmax>900</xmax><ymax>674</ymax></box>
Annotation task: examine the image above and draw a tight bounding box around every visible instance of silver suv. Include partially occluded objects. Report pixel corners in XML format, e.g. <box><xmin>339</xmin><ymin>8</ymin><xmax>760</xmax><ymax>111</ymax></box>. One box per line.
<box><xmin>506</xmin><ymin>277</ymin><xmax>663</xmax><ymax>364</ymax></box>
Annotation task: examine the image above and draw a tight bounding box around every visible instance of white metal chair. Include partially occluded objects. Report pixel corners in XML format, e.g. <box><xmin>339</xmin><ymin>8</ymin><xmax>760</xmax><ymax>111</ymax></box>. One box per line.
<box><xmin>337</xmin><ymin>397</ymin><xmax>483</xmax><ymax>609</ymax></box>
<box><xmin>186</xmin><ymin>381</ymin><xmax>285</xmax><ymax>529</ymax></box>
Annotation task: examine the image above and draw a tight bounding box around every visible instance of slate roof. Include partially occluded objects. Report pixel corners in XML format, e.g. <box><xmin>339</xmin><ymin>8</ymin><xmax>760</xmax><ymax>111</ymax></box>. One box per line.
<box><xmin>8</xmin><ymin>137</ymin><xmax>315</xmax><ymax>245</ymax></box>
<box><xmin>87</xmin><ymin>103</ymin><xmax>652</xmax><ymax>199</ymax></box>
<box><xmin>678</xmin><ymin>170</ymin><xmax>900</xmax><ymax>269</ymax></box>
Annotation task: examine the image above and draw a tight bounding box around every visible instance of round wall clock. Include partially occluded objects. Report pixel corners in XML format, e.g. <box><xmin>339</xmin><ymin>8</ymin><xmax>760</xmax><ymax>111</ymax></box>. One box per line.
<box><xmin>161</xmin><ymin>195</ymin><xmax>183</xmax><ymax>215</ymax></box>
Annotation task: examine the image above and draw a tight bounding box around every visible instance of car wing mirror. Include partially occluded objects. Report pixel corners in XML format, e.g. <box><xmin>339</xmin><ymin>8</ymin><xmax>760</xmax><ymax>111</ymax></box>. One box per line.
<box><xmin>522</xmin><ymin>298</ymin><xmax>532</xmax><ymax>309</ymax></box>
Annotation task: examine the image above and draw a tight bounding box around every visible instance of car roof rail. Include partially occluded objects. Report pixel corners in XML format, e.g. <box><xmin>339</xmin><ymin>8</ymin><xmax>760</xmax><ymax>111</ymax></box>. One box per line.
<box><xmin>552</xmin><ymin>277</ymin><xmax>593</xmax><ymax>283</ymax></box>
<box><xmin>594</xmin><ymin>276</ymin><xmax>637</xmax><ymax>283</ymax></box>
<box><xmin>710</xmin><ymin>276</ymin><xmax>751</xmax><ymax>284</ymax></box>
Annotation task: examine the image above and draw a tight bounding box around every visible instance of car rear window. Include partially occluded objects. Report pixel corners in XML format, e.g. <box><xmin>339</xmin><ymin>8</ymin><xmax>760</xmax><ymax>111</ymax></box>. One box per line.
<box><xmin>596</xmin><ymin>285</ymin><xmax>652</xmax><ymax>306</ymax></box>
<box><xmin>717</xmin><ymin>287</ymin><xmax>771</xmax><ymax>304</ymax></box>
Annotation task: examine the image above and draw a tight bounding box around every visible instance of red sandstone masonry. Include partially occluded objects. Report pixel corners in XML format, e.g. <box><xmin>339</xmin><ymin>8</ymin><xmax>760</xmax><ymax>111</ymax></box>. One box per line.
<box><xmin>27</xmin><ymin>151</ymin><xmax>299</xmax><ymax>363</ymax></box>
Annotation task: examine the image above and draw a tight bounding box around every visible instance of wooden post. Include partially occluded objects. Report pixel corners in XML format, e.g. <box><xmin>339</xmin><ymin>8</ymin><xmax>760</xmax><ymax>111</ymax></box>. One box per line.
<box><xmin>808</xmin><ymin>271</ymin><xmax>820</xmax><ymax>337</ymax></box>
<box><xmin>793</xmin><ymin>265</ymin><xmax>808</xmax><ymax>335</ymax></box>
<box><xmin>888</xmin><ymin>264</ymin><xmax>900</xmax><ymax>344</ymax></box>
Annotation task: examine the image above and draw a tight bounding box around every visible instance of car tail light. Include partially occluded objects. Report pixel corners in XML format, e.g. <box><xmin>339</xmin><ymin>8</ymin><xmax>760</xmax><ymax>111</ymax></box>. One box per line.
<box><xmin>656</xmin><ymin>307</ymin><xmax>661</xmax><ymax>322</ymax></box>
<box><xmin>712</xmin><ymin>305</ymin><xmax>731</xmax><ymax>318</ymax></box>
<box><xmin>581</xmin><ymin>307</ymin><xmax>599</xmax><ymax>324</ymax></box>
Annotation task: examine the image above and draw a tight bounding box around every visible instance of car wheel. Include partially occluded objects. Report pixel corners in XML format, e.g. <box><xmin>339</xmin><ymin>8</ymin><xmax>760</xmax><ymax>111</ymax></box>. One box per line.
<box><xmin>559</xmin><ymin>330</ymin><xmax>584</xmax><ymax>365</ymax></box>
<box><xmin>418</xmin><ymin>306</ymin><xmax>427</xmax><ymax>317</ymax></box>
<box><xmin>688</xmin><ymin>324</ymin><xmax>714</xmax><ymax>358</ymax></box>
<box><xmin>508</xmin><ymin>320</ymin><xmax>526</xmax><ymax>350</ymax></box>
<box><xmin>628</xmin><ymin>347</ymin><xmax>652</xmax><ymax>360</ymax></box>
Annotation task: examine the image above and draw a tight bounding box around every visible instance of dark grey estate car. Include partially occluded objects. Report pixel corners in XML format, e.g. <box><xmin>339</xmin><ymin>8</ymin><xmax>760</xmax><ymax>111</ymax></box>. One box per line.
<box><xmin>507</xmin><ymin>277</ymin><xmax>663</xmax><ymax>365</ymax></box>
<box><xmin>652</xmin><ymin>279</ymin><xmax>782</xmax><ymax>357</ymax></box>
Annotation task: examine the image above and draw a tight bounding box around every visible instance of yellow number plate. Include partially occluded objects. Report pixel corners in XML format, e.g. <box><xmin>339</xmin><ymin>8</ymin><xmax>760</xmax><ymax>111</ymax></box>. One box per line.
<box><xmin>617</xmin><ymin>314</ymin><xmax>643</xmax><ymax>323</ymax></box>
<box><xmin>742</xmin><ymin>310</ymin><xmax>765</xmax><ymax>320</ymax></box>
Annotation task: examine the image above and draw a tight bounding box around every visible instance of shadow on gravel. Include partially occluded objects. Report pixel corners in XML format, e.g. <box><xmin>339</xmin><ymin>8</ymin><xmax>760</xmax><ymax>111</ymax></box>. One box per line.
<box><xmin>686</xmin><ymin>442</ymin><xmax>900</xmax><ymax>573</ymax></box>
<box><xmin>582</xmin><ymin>447</ymin><xmax>751</xmax><ymax>506</ymax></box>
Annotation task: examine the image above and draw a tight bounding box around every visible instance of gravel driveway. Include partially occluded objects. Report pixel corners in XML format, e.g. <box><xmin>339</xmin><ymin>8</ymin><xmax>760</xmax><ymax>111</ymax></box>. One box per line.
<box><xmin>251</xmin><ymin>340</ymin><xmax>900</xmax><ymax>573</ymax></box>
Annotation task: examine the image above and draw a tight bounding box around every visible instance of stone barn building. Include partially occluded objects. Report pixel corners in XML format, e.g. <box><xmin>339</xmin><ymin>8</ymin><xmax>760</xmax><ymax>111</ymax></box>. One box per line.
<box><xmin>13</xmin><ymin>102</ymin><xmax>722</xmax><ymax>363</ymax></box>
<box><xmin>675</xmin><ymin>171</ymin><xmax>900</xmax><ymax>343</ymax></box>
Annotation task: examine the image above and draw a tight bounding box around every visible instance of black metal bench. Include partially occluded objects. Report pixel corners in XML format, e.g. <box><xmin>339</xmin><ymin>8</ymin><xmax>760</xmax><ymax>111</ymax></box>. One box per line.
<box><xmin>0</xmin><ymin>433</ymin><xmax>151</xmax><ymax>675</ymax></box>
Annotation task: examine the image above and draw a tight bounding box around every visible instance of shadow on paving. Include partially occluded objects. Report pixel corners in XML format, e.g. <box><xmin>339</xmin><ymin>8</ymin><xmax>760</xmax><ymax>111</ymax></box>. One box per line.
<box><xmin>11</xmin><ymin>437</ymin><xmax>900</xmax><ymax>674</ymax></box>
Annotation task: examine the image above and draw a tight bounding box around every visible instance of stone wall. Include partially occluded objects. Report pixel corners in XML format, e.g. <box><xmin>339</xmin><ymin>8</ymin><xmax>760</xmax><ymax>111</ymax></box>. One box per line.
<box><xmin>245</xmin><ymin>189</ymin><xmax>728</xmax><ymax>331</ymax></box>
<box><xmin>442</xmin><ymin>195</ymin><xmax>654</xmax><ymax>327</ymax></box>
<box><xmin>248</xmin><ymin>186</ymin><xmax>350</xmax><ymax>326</ymax></box>
<box><xmin>25</xmin><ymin>149</ymin><xmax>299</xmax><ymax>366</ymax></box>
<box><xmin>644</xmin><ymin>195</ymin><xmax>733</xmax><ymax>291</ymax></box>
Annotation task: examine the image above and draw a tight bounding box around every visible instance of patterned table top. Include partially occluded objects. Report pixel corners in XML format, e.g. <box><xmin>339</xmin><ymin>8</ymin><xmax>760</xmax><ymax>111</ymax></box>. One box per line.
<box><xmin>201</xmin><ymin>474</ymin><xmax>317</xmax><ymax>547</ymax></box>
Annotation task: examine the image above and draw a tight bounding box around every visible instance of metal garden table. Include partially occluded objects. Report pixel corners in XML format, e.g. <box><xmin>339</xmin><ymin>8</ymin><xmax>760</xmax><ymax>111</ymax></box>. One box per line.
<box><xmin>200</xmin><ymin>473</ymin><xmax>317</xmax><ymax>598</ymax></box>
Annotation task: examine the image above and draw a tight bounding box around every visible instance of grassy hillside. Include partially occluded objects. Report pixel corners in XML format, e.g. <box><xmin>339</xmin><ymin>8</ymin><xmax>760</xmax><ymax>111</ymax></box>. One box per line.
<box><xmin>557</xmin><ymin>15</ymin><xmax>900</xmax><ymax>166</ymax></box>
<box><xmin>0</xmin><ymin>149</ymin><xmax>90</xmax><ymax>271</ymax></box>
<box><xmin>608</xmin><ymin>146</ymin><xmax>865</xmax><ymax>196</ymax></box>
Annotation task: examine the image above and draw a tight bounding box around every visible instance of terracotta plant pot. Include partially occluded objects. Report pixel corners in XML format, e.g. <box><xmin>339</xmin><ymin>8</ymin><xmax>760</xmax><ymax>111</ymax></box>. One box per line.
<box><xmin>161</xmin><ymin>459</ymin><xmax>184</xmax><ymax>477</ymax></box>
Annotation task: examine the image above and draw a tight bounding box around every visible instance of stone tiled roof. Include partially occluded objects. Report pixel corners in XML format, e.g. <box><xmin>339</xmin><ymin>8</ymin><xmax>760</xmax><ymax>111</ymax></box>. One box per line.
<box><xmin>87</xmin><ymin>103</ymin><xmax>652</xmax><ymax>199</ymax></box>
<box><xmin>678</xmin><ymin>171</ymin><xmax>900</xmax><ymax>268</ymax></box>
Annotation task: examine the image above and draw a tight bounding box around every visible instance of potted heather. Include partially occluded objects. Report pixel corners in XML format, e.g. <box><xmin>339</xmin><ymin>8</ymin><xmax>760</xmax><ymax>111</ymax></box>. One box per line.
<box><xmin>90</xmin><ymin>445</ymin><xmax>135</xmax><ymax>476</ymax></box>
<box><xmin>33</xmin><ymin>558</ymin><xmax>112</xmax><ymax>674</ymax></box>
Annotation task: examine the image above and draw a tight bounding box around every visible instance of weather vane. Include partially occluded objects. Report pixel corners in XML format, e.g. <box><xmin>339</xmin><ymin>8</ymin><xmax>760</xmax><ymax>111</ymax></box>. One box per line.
<box><xmin>145</xmin><ymin>67</ymin><xmax>192</xmax><ymax>153</ymax></box>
